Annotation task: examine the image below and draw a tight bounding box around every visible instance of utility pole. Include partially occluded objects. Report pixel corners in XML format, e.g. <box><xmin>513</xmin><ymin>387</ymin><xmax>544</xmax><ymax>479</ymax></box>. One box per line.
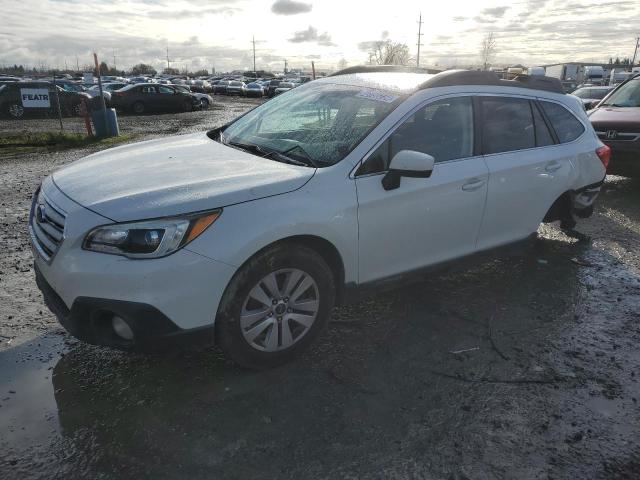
<box><xmin>166</xmin><ymin>45</ymin><xmax>170</xmax><ymax>71</ymax></box>
<box><xmin>416</xmin><ymin>12</ymin><xmax>424</xmax><ymax>68</ymax></box>
<box><xmin>632</xmin><ymin>36</ymin><xmax>640</xmax><ymax>69</ymax></box>
<box><xmin>284</xmin><ymin>58</ymin><xmax>288</xmax><ymax>74</ymax></box>
<box><xmin>75</xmin><ymin>55</ymin><xmax>79</xmax><ymax>71</ymax></box>
<box><xmin>251</xmin><ymin>35</ymin><xmax>256</xmax><ymax>73</ymax></box>
<box><xmin>112</xmin><ymin>50</ymin><xmax>117</xmax><ymax>71</ymax></box>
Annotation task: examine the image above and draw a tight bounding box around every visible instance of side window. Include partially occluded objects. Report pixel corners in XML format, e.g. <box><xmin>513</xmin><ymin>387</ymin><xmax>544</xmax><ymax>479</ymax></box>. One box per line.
<box><xmin>539</xmin><ymin>101</ymin><xmax>585</xmax><ymax>143</ymax></box>
<box><xmin>481</xmin><ymin>97</ymin><xmax>535</xmax><ymax>154</ymax></box>
<box><xmin>158</xmin><ymin>86</ymin><xmax>174</xmax><ymax>94</ymax></box>
<box><xmin>532</xmin><ymin>102</ymin><xmax>555</xmax><ymax>147</ymax></box>
<box><xmin>357</xmin><ymin>96</ymin><xmax>474</xmax><ymax>175</ymax></box>
<box><xmin>141</xmin><ymin>86</ymin><xmax>157</xmax><ymax>94</ymax></box>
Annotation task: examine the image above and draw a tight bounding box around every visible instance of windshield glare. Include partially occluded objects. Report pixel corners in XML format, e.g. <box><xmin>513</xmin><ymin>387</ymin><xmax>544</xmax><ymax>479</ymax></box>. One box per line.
<box><xmin>602</xmin><ymin>77</ymin><xmax>640</xmax><ymax>107</ymax></box>
<box><xmin>220</xmin><ymin>83</ymin><xmax>402</xmax><ymax>167</ymax></box>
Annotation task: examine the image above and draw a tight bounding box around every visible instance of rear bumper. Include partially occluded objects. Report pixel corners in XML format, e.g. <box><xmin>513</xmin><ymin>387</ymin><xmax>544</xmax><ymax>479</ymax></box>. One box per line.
<box><xmin>35</xmin><ymin>264</ymin><xmax>214</xmax><ymax>352</ymax></box>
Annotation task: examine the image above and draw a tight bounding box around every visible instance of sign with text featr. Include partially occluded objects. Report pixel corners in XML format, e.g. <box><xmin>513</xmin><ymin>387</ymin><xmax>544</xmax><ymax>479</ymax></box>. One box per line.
<box><xmin>20</xmin><ymin>89</ymin><xmax>50</xmax><ymax>108</ymax></box>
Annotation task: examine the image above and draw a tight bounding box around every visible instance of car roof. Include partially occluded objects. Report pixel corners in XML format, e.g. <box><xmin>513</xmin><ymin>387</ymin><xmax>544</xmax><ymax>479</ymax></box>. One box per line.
<box><xmin>323</xmin><ymin>67</ymin><xmax>565</xmax><ymax>95</ymax></box>
<box><xmin>316</xmin><ymin>72</ymin><xmax>434</xmax><ymax>94</ymax></box>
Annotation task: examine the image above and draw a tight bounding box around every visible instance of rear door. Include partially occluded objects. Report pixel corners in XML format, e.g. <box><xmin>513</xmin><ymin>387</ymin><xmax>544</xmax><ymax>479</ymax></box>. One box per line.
<box><xmin>476</xmin><ymin>95</ymin><xmax>572</xmax><ymax>250</ymax></box>
<box><xmin>355</xmin><ymin>95</ymin><xmax>489</xmax><ymax>284</ymax></box>
<box><xmin>140</xmin><ymin>85</ymin><xmax>159</xmax><ymax>110</ymax></box>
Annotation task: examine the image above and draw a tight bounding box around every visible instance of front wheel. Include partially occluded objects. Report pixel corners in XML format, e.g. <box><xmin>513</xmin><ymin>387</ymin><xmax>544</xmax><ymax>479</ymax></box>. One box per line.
<box><xmin>216</xmin><ymin>244</ymin><xmax>335</xmax><ymax>369</ymax></box>
<box><xmin>132</xmin><ymin>101</ymin><xmax>145</xmax><ymax>114</ymax></box>
<box><xmin>200</xmin><ymin>98</ymin><xmax>209</xmax><ymax>109</ymax></box>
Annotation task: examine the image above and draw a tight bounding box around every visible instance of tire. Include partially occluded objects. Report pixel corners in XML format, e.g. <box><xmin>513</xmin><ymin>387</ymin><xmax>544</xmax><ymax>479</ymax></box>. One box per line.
<box><xmin>200</xmin><ymin>98</ymin><xmax>209</xmax><ymax>109</ymax></box>
<box><xmin>6</xmin><ymin>103</ymin><xmax>24</xmax><ymax>119</ymax></box>
<box><xmin>132</xmin><ymin>101</ymin><xmax>145</xmax><ymax>114</ymax></box>
<box><xmin>72</xmin><ymin>103</ymin><xmax>82</xmax><ymax>117</ymax></box>
<box><xmin>217</xmin><ymin>244</ymin><xmax>335</xmax><ymax>369</ymax></box>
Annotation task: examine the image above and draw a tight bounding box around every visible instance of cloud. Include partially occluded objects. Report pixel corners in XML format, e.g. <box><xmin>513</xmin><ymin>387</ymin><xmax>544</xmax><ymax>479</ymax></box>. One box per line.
<box><xmin>145</xmin><ymin>6</ymin><xmax>238</xmax><ymax>19</ymax></box>
<box><xmin>482</xmin><ymin>6</ymin><xmax>510</xmax><ymax>18</ymax></box>
<box><xmin>271</xmin><ymin>0</ymin><xmax>312</xmax><ymax>15</ymax></box>
<box><xmin>288</xmin><ymin>26</ymin><xmax>335</xmax><ymax>46</ymax></box>
<box><xmin>453</xmin><ymin>16</ymin><xmax>467</xmax><ymax>22</ymax></box>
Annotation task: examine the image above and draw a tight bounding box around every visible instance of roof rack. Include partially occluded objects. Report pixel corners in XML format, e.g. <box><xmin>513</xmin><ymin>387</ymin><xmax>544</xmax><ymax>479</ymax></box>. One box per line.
<box><xmin>329</xmin><ymin>65</ymin><xmax>442</xmax><ymax>77</ymax></box>
<box><xmin>419</xmin><ymin>69</ymin><xmax>564</xmax><ymax>94</ymax></box>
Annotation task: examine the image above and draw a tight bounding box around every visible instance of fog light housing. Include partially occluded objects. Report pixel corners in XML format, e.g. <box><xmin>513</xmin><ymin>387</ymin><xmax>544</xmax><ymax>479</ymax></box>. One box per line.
<box><xmin>112</xmin><ymin>316</ymin><xmax>134</xmax><ymax>340</ymax></box>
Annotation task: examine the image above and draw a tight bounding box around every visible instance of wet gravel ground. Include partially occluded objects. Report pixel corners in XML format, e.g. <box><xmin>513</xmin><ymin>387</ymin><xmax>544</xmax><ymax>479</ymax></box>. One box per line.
<box><xmin>1</xmin><ymin>102</ymin><xmax>639</xmax><ymax>479</ymax></box>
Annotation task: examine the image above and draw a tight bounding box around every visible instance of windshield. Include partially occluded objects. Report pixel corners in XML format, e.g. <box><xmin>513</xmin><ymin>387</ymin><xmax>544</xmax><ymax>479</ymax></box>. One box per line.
<box><xmin>601</xmin><ymin>77</ymin><xmax>640</xmax><ymax>107</ymax></box>
<box><xmin>218</xmin><ymin>82</ymin><xmax>403</xmax><ymax>167</ymax></box>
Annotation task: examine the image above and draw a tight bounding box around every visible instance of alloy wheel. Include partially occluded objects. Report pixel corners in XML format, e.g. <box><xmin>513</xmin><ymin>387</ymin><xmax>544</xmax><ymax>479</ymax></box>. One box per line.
<box><xmin>8</xmin><ymin>104</ymin><xmax>24</xmax><ymax>118</ymax></box>
<box><xmin>240</xmin><ymin>268</ymin><xmax>319</xmax><ymax>352</ymax></box>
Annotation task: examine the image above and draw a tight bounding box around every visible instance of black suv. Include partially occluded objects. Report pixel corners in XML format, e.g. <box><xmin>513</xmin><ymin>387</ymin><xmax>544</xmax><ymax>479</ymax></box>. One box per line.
<box><xmin>0</xmin><ymin>81</ymin><xmax>91</xmax><ymax>119</ymax></box>
<box><xmin>588</xmin><ymin>74</ymin><xmax>640</xmax><ymax>176</ymax></box>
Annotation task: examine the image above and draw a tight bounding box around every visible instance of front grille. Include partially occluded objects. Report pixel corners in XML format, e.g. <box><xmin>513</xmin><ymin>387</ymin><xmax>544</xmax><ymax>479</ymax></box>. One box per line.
<box><xmin>595</xmin><ymin>131</ymin><xmax>640</xmax><ymax>142</ymax></box>
<box><xmin>29</xmin><ymin>188</ymin><xmax>67</xmax><ymax>262</ymax></box>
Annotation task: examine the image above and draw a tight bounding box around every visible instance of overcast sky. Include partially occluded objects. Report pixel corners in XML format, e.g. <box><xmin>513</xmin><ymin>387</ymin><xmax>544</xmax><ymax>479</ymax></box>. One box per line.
<box><xmin>1</xmin><ymin>0</ymin><xmax>639</xmax><ymax>73</ymax></box>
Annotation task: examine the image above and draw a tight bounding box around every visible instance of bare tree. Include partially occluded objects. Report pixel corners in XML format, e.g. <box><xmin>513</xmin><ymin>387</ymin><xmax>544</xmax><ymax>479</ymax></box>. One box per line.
<box><xmin>336</xmin><ymin>58</ymin><xmax>348</xmax><ymax>70</ymax></box>
<box><xmin>369</xmin><ymin>40</ymin><xmax>411</xmax><ymax>66</ymax></box>
<box><xmin>480</xmin><ymin>32</ymin><xmax>497</xmax><ymax>70</ymax></box>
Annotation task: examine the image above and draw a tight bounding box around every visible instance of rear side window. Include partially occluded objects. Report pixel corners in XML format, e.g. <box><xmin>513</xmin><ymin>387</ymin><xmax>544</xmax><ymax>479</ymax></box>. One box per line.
<box><xmin>532</xmin><ymin>103</ymin><xmax>555</xmax><ymax>147</ymax></box>
<box><xmin>481</xmin><ymin>97</ymin><xmax>535</xmax><ymax>154</ymax></box>
<box><xmin>539</xmin><ymin>101</ymin><xmax>585</xmax><ymax>143</ymax></box>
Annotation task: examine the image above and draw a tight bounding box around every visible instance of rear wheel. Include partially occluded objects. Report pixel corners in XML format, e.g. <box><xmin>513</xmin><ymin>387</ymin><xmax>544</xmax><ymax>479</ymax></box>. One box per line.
<box><xmin>132</xmin><ymin>101</ymin><xmax>145</xmax><ymax>114</ymax></box>
<box><xmin>200</xmin><ymin>98</ymin><xmax>209</xmax><ymax>109</ymax></box>
<box><xmin>217</xmin><ymin>244</ymin><xmax>335</xmax><ymax>369</ymax></box>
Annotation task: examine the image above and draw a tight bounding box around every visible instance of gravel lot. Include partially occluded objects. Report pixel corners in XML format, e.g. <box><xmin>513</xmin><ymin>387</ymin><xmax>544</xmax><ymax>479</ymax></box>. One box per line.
<box><xmin>1</xmin><ymin>99</ymin><xmax>639</xmax><ymax>479</ymax></box>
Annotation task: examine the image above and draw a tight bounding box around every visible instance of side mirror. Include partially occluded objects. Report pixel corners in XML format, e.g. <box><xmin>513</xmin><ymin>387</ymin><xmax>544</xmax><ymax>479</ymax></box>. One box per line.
<box><xmin>382</xmin><ymin>150</ymin><xmax>435</xmax><ymax>191</ymax></box>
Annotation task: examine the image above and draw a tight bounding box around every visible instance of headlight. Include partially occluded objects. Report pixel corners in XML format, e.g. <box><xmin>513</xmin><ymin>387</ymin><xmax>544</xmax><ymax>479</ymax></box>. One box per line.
<box><xmin>83</xmin><ymin>210</ymin><xmax>221</xmax><ymax>259</ymax></box>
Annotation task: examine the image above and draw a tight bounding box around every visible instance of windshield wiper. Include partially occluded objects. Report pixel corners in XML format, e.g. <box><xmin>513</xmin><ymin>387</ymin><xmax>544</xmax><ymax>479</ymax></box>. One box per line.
<box><xmin>280</xmin><ymin>145</ymin><xmax>319</xmax><ymax>167</ymax></box>
<box><xmin>225</xmin><ymin>140</ymin><xmax>316</xmax><ymax>168</ymax></box>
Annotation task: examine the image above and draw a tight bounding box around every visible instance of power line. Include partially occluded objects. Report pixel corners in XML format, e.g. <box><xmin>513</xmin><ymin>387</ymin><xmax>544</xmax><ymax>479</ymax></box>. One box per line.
<box><xmin>416</xmin><ymin>12</ymin><xmax>424</xmax><ymax>68</ymax></box>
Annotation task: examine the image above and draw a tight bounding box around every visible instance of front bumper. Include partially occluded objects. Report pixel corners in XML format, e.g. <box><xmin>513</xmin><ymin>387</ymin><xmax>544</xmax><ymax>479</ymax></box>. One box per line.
<box><xmin>600</xmin><ymin>138</ymin><xmax>640</xmax><ymax>176</ymax></box>
<box><xmin>30</xmin><ymin>177</ymin><xmax>239</xmax><ymax>350</ymax></box>
<box><xmin>35</xmin><ymin>264</ymin><xmax>214</xmax><ymax>351</ymax></box>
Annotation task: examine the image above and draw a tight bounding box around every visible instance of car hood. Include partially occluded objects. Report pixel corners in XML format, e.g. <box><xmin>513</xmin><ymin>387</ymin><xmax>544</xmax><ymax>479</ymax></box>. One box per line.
<box><xmin>588</xmin><ymin>106</ymin><xmax>640</xmax><ymax>131</ymax></box>
<box><xmin>53</xmin><ymin>132</ymin><xmax>315</xmax><ymax>222</ymax></box>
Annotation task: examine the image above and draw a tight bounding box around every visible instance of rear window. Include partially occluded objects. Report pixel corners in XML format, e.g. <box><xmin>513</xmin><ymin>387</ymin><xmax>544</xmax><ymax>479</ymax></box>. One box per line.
<box><xmin>540</xmin><ymin>101</ymin><xmax>585</xmax><ymax>143</ymax></box>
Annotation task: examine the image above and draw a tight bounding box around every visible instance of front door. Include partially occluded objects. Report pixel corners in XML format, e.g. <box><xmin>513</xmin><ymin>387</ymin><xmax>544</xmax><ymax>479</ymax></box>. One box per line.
<box><xmin>355</xmin><ymin>96</ymin><xmax>489</xmax><ymax>284</ymax></box>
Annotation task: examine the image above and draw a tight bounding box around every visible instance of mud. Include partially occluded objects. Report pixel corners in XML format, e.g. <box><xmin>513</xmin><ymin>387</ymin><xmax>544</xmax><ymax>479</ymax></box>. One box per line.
<box><xmin>1</xmin><ymin>103</ymin><xmax>639</xmax><ymax>479</ymax></box>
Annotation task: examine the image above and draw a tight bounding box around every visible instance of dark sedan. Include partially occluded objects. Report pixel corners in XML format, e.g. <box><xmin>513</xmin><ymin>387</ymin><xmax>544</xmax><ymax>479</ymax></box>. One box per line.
<box><xmin>588</xmin><ymin>74</ymin><xmax>640</xmax><ymax>176</ymax></box>
<box><xmin>110</xmin><ymin>83</ymin><xmax>198</xmax><ymax>114</ymax></box>
<box><xmin>0</xmin><ymin>81</ymin><xmax>91</xmax><ymax>118</ymax></box>
<box><xmin>213</xmin><ymin>80</ymin><xmax>230</xmax><ymax>95</ymax></box>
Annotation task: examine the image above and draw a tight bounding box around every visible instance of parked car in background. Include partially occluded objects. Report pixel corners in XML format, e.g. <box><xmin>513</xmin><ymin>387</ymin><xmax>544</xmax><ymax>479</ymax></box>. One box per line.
<box><xmin>274</xmin><ymin>81</ymin><xmax>294</xmax><ymax>96</ymax></box>
<box><xmin>213</xmin><ymin>80</ymin><xmax>230</xmax><ymax>95</ymax></box>
<box><xmin>244</xmin><ymin>82</ymin><xmax>264</xmax><ymax>98</ymax></box>
<box><xmin>226</xmin><ymin>81</ymin><xmax>246</xmax><ymax>96</ymax></box>
<box><xmin>31</xmin><ymin>68</ymin><xmax>607</xmax><ymax>369</ymax></box>
<box><xmin>173</xmin><ymin>85</ymin><xmax>214</xmax><ymax>109</ymax></box>
<box><xmin>0</xmin><ymin>81</ymin><xmax>90</xmax><ymax>118</ymax></box>
<box><xmin>100</xmin><ymin>83</ymin><xmax>129</xmax><ymax>92</ymax></box>
<box><xmin>191</xmin><ymin>80</ymin><xmax>212</xmax><ymax>93</ymax></box>
<box><xmin>588</xmin><ymin>74</ymin><xmax>640</xmax><ymax>176</ymax></box>
<box><xmin>266</xmin><ymin>79</ymin><xmax>281</xmax><ymax>97</ymax></box>
<box><xmin>110</xmin><ymin>83</ymin><xmax>198</xmax><ymax>114</ymax></box>
<box><xmin>571</xmin><ymin>86</ymin><xmax>613</xmax><ymax>109</ymax></box>
<box><xmin>0</xmin><ymin>76</ymin><xmax>20</xmax><ymax>82</ymax></box>
<box><xmin>129</xmin><ymin>76</ymin><xmax>154</xmax><ymax>84</ymax></box>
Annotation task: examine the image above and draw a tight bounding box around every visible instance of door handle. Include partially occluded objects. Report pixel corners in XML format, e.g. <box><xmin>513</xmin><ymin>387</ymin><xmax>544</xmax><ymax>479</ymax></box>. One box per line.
<box><xmin>461</xmin><ymin>178</ymin><xmax>486</xmax><ymax>191</ymax></box>
<box><xmin>545</xmin><ymin>161</ymin><xmax>562</xmax><ymax>173</ymax></box>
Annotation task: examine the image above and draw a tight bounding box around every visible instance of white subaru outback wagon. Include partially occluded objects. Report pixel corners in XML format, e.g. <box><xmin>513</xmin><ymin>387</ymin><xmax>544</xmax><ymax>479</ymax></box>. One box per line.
<box><xmin>31</xmin><ymin>67</ymin><xmax>609</xmax><ymax>368</ymax></box>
